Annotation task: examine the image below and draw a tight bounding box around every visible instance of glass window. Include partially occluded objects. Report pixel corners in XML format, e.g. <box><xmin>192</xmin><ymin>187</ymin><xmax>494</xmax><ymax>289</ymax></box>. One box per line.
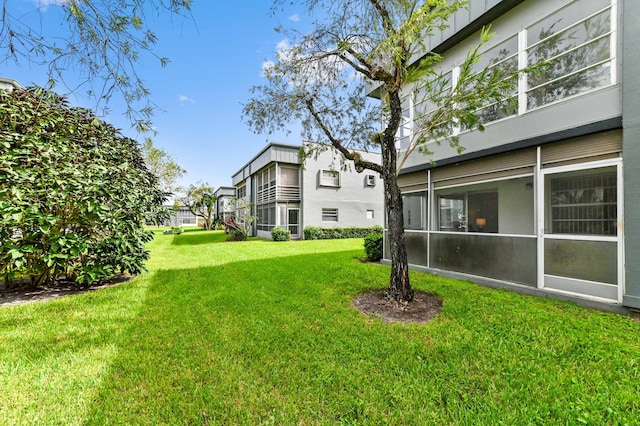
<box><xmin>385</xmin><ymin>0</ymin><xmax>615</xmax><ymax>148</ymax></box>
<box><xmin>237</xmin><ymin>185</ymin><xmax>246</xmax><ymax>199</ymax></box>
<box><xmin>415</xmin><ymin>71</ymin><xmax>453</xmax><ymax>116</ymax></box>
<box><xmin>547</xmin><ymin>168</ymin><xmax>617</xmax><ymax>235</ymax></box>
<box><xmin>319</xmin><ymin>170</ymin><xmax>341</xmax><ymax>187</ymax></box>
<box><xmin>280</xmin><ymin>166</ymin><xmax>299</xmax><ymax>186</ymax></box>
<box><xmin>438</xmin><ymin>192</ymin><xmax>499</xmax><ymax>233</ymax></box>
<box><xmin>367</xmin><ymin>210</ymin><xmax>375</xmax><ymax>220</ymax></box>
<box><xmin>527</xmin><ymin>3</ymin><xmax>612</xmax><ymax>109</ymax></box>
<box><xmin>256</xmin><ymin>202</ymin><xmax>277</xmax><ymax>231</ymax></box>
<box><xmin>257</xmin><ymin>165</ymin><xmax>277</xmax><ymax>203</ymax></box>
<box><xmin>396</xmin><ymin>96</ymin><xmax>412</xmax><ymax>150</ymax></box>
<box><xmin>473</xmin><ymin>35</ymin><xmax>519</xmax><ymax>75</ymax></box>
<box><xmin>257</xmin><ymin>172</ymin><xmax>264</xmax><ymax>190</ymax></box>
<box><xmin>403</xmin><ymin>192</ymin><xmax>427</xmax><ymax>230</ymax></box>
<box><xmin>470</xmin><ymin>36</ymin><xmax>519</xmax><ymax>126</ymax></box>
<box><xmin>413</xmin><ymin>71</ymin><xmax>454</xmax><ymax>140</ymax></box>
<box><xmin>527</xmin><ymin>0</ymin><xmax>610</xmax><ymax>46</ymax></box>
<box><xmin>322</xmin><ymin>208</ymin><xmax>338</xmax><ymax>222</ymax></box>
<box><xmin>468</xmin><ymin>192</ymin><xmax>499</xmax><ymax>233</ymax></box>
<box><xmin>439</xmin><ymin>194</ymin><xmax>466</xmax><ymax>232</ymax></box>
<box><xmin>269</xmin><ymin>165</ymin><xmax>276</xmax><ymax>187</ymax></box>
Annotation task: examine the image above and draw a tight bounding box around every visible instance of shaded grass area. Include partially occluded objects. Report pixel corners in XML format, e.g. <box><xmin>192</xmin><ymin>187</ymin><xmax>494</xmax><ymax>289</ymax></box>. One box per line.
<box><xmin>170</xmin><ymin>229</ymin><xmax>228</xmax><ymax>246</ymax></box>
<box><xmin>1</xmin><ymin>231</ymin><xmax>639</xmax><ymax>424</ymax></box>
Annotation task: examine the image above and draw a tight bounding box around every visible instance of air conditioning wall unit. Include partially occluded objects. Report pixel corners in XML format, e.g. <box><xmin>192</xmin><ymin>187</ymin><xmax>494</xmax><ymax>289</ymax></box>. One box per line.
<box><xmin>365</xmin><ymin>174</ymin><xmax>376</xmax><ymax>186</ymax></box>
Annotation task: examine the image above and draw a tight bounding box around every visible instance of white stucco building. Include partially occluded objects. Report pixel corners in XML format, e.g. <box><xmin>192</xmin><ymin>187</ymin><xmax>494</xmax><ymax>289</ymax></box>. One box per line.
<box><xmin>231</xmin><ymin>143</ymin><xmax>384</xmax><ymax>239</ymax></box>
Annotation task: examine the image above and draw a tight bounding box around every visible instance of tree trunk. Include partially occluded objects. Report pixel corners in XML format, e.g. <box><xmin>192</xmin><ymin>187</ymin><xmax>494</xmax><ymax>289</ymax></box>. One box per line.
<box><xmin>382</xmin><ymin>138</ymin><xmax>414</xmax><ymax>302</ymax></box>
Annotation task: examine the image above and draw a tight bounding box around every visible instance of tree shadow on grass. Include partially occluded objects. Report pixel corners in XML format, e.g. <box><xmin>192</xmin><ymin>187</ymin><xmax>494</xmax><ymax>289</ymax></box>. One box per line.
<box><xmin>181</xmin><ymin>227</ymin><xmax>205</xmax><ymax>233</ymax></box>
<box><xmin>16</xmin><ymin>241</ymin><xmax>629</xmax><ymax>425</ymax></box>
<box><xmin>83</xmin><ymin>247</ymin><xmax>622</xmax><ymax>425</ymax></box>
<box><xmin>171</xmin><ymin>230</ymin><xmax>228</xmax><ymax>246</ymax></box>
<box><xmin>83</xmin><ymin>248</ymin><xmax>392</xmax><ymax>424</ymax></box>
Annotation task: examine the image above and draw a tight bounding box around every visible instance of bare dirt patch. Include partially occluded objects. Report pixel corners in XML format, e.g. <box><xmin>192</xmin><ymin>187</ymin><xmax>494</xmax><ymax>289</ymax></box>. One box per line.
<box><xmin>353</xmin><ymin>290</ymin><xmax>442</xmax><ymax>324</ymax></box>
<box><xmin>0</xmin><ymin>275</ymin><xmax>132</xmax><ymax>307</ymax></box>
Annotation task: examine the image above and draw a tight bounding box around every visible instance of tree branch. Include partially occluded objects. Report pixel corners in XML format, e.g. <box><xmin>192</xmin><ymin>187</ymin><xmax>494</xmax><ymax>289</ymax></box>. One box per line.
<box><xmin>304</xmin><ymin>97</ymin><xmax>383</xmax><ymax>174</ymax></box>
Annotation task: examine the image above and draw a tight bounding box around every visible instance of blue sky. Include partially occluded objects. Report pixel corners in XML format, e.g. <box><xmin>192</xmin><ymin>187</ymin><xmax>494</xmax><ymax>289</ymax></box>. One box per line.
<box><xmin>2</xmin><ymin>0</ymin><xmax>310</xmax><ymax>190</ymax></box>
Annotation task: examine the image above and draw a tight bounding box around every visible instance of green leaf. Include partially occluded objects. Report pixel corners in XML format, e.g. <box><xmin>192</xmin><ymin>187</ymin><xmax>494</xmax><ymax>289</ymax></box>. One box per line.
<box><xmin>9</xmin><ymin>249</ymin><xmax>24</xmax><ymax>260</ymax></box>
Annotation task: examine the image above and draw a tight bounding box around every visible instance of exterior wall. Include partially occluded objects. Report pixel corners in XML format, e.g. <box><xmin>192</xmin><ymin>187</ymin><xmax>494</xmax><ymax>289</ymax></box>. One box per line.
<box><xmin>383</xmin><ymin>0</ymin><xmax>633</xmax><ymax>308</ymax></box>
<box><xmin>250</xmin><ymin>145</ymin><xmax>302</xmax><ymax>173</ymax></box>
<box><xmin>163</xmin><ymin>205</ymin><xmax>198</xmax><ymax>227</ymax></box>
<box><xmin>389</xmin><ymin>132</ymin><xmax>623</xmax><ymax>304</ymax></box>
<box><xmin>366</xmin><ymin>1</ymin><xmax>527</xmax><ymax>96</ymax></box>
<box><xmin>399</xmin><ymin>0</ymin><xmax>621</xmax><ymax>171</ymax></box>
<box><xmin>301</xmin><ymin>148</ymin><xmax>384</xmax><ymax>230</ymax></box>
<box><xmin>232</xmin><ymin>143</ymin><xmax>384</xmax><ymax>239</ymax></box>
<box><xmin>621</xmin><ymin>0</ymin><xmax>640</xmax><ymax>308</ymax></box>
<box><xmin>214</xmin><ymin>186</ymin><xmax>236</xmax><ymax>221</ymax></box>
<box><xmin>233</xmin><ymin>177</ymin><xmax>252</xmax><ymax>233</ymax></box>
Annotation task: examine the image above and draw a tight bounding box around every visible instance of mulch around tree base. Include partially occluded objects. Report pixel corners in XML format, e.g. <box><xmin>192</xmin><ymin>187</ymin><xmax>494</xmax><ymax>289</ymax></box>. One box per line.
<box><xmin>0</xmin><ymin>275</ymin><xmax>132</xmax><ymax>307</ymax></box>
<box><xmin>353</xmin><ymin>290</ymin><xmax>443</xmax><ymax>324</ymax></box>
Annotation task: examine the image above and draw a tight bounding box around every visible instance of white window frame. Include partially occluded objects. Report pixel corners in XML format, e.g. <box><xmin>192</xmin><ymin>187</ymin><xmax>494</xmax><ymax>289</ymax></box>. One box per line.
<box><xmin>322</xmin><ymin>208</ymin><xmax>339</xmax><ymax>222</ymax></box>
<box><xmin>236</xmin><ymin>184</ymin><xmax>247</xmax><ymax>199</ymax></box>
<box><xmin>399</xmin><ymin>0</ymin><xmax>616</xmax><ymax>145</ymax></box>
<box><xmin>319</xmin><ymin>169</ymin><xmax>341</xmax><ymax>187</ymax></box>
<box><xmin>537</xmin><ymin>157</ymin><xmax>623</xmax><ymax>301</ymax></box>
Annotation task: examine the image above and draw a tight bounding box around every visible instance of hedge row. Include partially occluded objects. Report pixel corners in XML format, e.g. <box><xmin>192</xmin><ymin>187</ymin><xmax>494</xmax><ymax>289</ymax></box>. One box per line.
<box><xmin>303</xmin><ymin>225</ymin><xmax>384</xmax><ymax>240</ymax></box>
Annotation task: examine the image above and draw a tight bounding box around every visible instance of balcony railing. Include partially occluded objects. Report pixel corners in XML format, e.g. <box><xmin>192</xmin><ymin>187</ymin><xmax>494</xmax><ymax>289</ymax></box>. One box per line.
<box><xmin>278</xmin><ymin>185</ymin><xmax>300</xmax><ymax>200</ymax></box>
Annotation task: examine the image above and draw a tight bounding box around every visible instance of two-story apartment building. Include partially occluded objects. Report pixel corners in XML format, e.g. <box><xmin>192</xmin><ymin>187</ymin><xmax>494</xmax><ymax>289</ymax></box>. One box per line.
<box><xmin>371</xmin><ymin>0</ymin><xmax>638</xmax><ymax>309</ymax></box>
<box><xmin>162</xmin><ymin>204</ymin><xmax>199</xmax><ymax>227</ymax></box>
<box><xmin>231</xmin><ymin>143</ymin><xmax>384</xmax><ymax>239</ymax></box>
<box><xmin>214</xmin><ymin>186</ymin><xmax>236</xmax><ymax>223</ymax></box>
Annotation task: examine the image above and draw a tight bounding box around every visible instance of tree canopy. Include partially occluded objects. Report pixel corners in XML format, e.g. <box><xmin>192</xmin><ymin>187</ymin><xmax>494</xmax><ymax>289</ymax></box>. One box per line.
<box><xmin>0</xmin><ymin>0</ymin><xmax>192</xmax><ymax>130</ymax></box>
<box><xmin>141</xmin><ymin>138</ymin><xmax>186</xmax><ymax>196</ymax></box>
<box><xmin>244</xmin><ymin>0</ymin><xmax>525</xmax><ymax>301</ymax></box>
<box><xmin>181</xmin><ymin>182</ymin><xmax>217</xmax><ymax>231</ymax></box>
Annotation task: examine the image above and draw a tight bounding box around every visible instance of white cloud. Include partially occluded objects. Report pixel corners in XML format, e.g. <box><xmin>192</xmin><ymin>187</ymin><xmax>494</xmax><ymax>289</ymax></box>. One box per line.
<box><xmin>261</xmin><ymin>59</ymin><xmax>276</xmax><ymax>77</ymax></box>
<box><xmin>289</xmin><ymin>14</ymin><xmax>300</xmax><ymax>23</ymax></box>
<box><xmin>276</xmin><ymin>39</ymin><xmax>292</xmax><ymax>53</ymax></box>
<box><xmin>179</xmin><ymin>95</ymin><xmax>195</xmax><ymax>104</ymax></box>
<box><xmin>26</xmin><ymin>0</ymin><xmax>66</xmax><ymax>10</ymax></box>
<box><xmin>31</xmin><ymin>0</ymin><xmax>67</xmax><ymax>8</ymax></box>
<box><xmin>261</xmin><ymin>39</ymin><xmax>292</xmax><ymax>77</ymax></box>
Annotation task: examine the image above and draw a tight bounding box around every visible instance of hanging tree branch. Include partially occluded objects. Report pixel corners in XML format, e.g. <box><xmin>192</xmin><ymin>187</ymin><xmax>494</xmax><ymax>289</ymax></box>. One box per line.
<box><xmin>0</xmin><ymin>0</ymin><xmax>193</xmax><ymax>131</ymax></box>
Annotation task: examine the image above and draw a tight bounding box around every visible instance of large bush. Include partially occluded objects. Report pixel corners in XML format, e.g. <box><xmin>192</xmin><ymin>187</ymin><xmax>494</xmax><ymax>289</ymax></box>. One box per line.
<box><xmin>0</xmin><ymin>87</ymin><xmax>166</xmax><ymax>287</ymax></box>
<box><xmin>303</xmin><ymin>225</ymin><xmax>383</xmax><ymax>240</ymax></box>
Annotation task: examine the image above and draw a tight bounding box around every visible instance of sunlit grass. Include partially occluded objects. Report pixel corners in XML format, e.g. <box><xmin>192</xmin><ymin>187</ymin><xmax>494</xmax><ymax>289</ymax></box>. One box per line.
<box><xmin>1</xmin><ymin>230</ymin><xmax>639</xmax><ymax>424</ymax></box>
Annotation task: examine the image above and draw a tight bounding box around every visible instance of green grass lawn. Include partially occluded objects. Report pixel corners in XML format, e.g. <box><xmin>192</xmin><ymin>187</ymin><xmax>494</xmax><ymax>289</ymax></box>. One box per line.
<box><xmin>1</xmin><ymin>230</ymin><xmax>639</xmax><ymax>425</ymax></box>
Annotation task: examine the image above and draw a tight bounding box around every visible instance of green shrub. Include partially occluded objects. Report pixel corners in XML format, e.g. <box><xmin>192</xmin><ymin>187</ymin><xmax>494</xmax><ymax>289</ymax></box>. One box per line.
<box><xmin>0</xmin><ymin>87</ymin><xmax>165</xmax><ymax>287</ymax></box>
<box><xmin>226</xmin><ymin>230</ymin><xmax>247</xmax><ymax>242</ymax></box>
<box><xmin>303</xmin><ymin>226</ymin><xmax>324</xmax><ymax>240</ymax></box>
<box><xmin>364</xmin><ymin>233</ymin><xmax>384</xmax><ymax>261</ymax></box>
<box><xmin>271</xmin><ymin>227</ymin><xmax>291</xmax><ymax>241</ymax></box>
<box><xmin>303</xmin><ymin>225</ymin><xmax>384</xmax><ymax>240</ymax></box>
<box><xmin>172</xmin><ymin>227</ymin><xmax>183</xmax><ymax>235</ymax></box>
